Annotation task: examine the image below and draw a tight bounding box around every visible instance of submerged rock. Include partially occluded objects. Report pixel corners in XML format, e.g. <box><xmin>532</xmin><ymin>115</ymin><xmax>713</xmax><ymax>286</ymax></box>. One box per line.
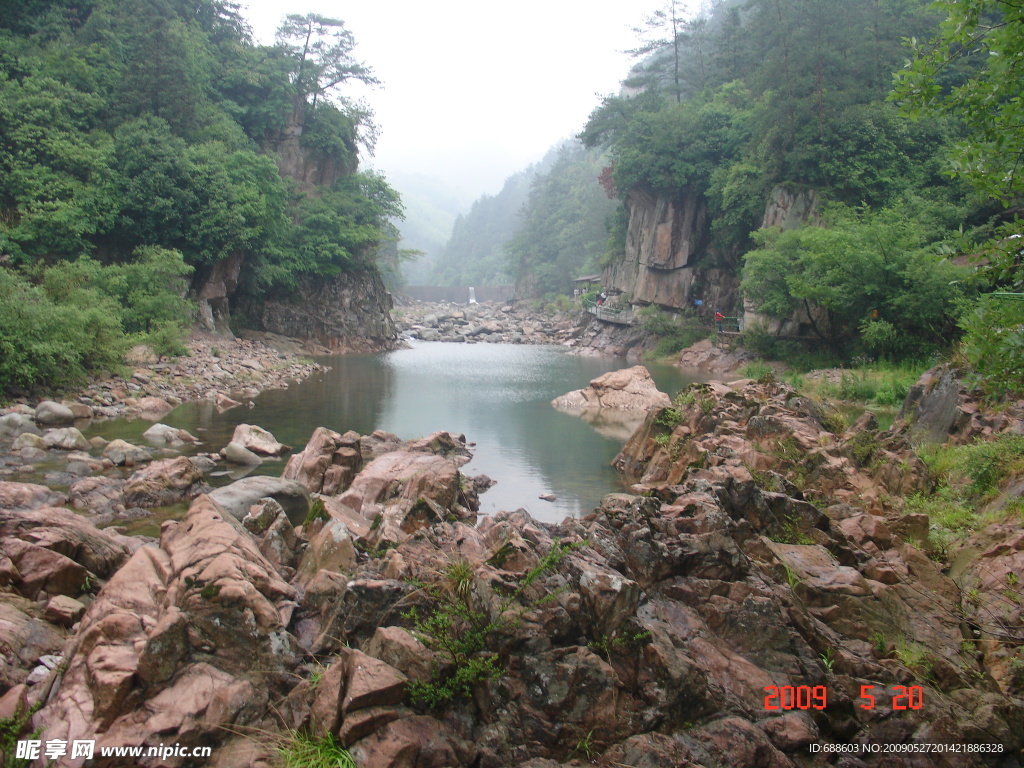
<box><xmin>102</xmin><ymin>439</ymin><xmax>153</xmax><ymax>467</ymax></box>
<box><xmin>220</xmin><ymin>441</ymin><xmax>263</xmax><ymax>466</ymax></box>
<box><xmin>142</xmin><ymin>423</ymin><xmax>199</xmax><ymax>448</ymax></box>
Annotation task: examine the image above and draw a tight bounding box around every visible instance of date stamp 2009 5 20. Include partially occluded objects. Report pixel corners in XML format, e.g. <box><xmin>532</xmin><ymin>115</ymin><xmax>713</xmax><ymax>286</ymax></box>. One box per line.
<box><xmin>765</xmin><ymin>686</ymin><xmax>1011</xmax><ymax>756</ymax></box>
<box><xmin>764</xmin><ymin>684</ymin><xmax>923</xmax><ymax>712</ymax></box>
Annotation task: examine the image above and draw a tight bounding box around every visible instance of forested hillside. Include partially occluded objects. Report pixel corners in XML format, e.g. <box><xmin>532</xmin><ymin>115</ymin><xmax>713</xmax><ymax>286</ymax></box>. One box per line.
<box><xmin>426</xmin><ymin>0</ymin><xmax>1021</xmax><ymax>378</ymax></box>
<box><xmin>430</xmin><ymin>141</ymin><xmax>615</xmax><ymax>296</ymax></box>
<box><xmin>578</xmin><ymin>0</ymin><xmax>1020</xmax><ymax>367</ymax></box>
<box><xmin>506</xmin><ymin>141</ymin><xmax>618</xmax><ymax>298</ymax></box>
<box><xmin>0</xmin><ymin>0</ymin><xmax>400</xmax><ymax>393</ymax></box>
<box><xmin>387</xmin><ymin>172</ymin><xmax>473</xmax><ymax>286</ymax></box>
<box><xmin>429</xmin><ymin>158</ymin><xmax>548</xmax><ymax>287</ymax></box>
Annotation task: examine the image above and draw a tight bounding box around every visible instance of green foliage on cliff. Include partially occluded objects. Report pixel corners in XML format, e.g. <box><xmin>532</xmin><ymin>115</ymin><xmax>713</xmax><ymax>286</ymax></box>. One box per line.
<box><xmin>506</xmin><ymin>142</ymin><xmax>617</xmax><ymax>297</ymax></box>
<box><xmin>0</xmin><ymin>0</ymin><xmax>399</xmax><ymax>393</ymax></box>
<box><xmin>741</xmin><ymin>201</ymin><xmax>969</xmax><ymax>357</ymax></box>
<box><xmin>892</xmin><ymin>0</ymin><xmax>1024</xmax><ymax>391</ymax></box>
<box><xmin>576</xmin><ymin>0</ymin><xmax>1024</xmax><ymax>363</ymax></box>
<box><xmin>583</xmin><ymin>0</ymin><xmax>957</xmax><ymax>236</ymax></box>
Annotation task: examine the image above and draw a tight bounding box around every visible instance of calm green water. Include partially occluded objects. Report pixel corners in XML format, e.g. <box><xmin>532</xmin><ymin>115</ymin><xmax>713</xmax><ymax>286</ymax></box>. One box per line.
<box><xmin>86</xmin><ymin>342</ymin><xmax>703</xmax><ymax>523</ymax></box>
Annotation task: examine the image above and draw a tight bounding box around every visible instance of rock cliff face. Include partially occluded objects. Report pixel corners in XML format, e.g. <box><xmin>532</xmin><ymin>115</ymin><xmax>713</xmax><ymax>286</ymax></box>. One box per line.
<box><xmin>268</xmin><ymin>97</ymin><xmax>358</xmax><ymax>193</ymax></box>
<box><xmin>189</xmin><ymin>100</ymin><xmax>391</xmax><ymax>348</ymax></box>
<box><xmin>602</xmin><ymin>187</ymin><xmax>738</xmax><ymax>312</ymax></box>
<box><xmin>192</xmin><ymin>253</ymin><xmax>243</xmax><ymax>335</ymax></box>
<box><xmin>240</xmin><ymin>269</ymin><xmax>401</xmax><ymax>353</ymax></box>
<box><xmin>602</xmin><ymin>185</ymin><xmax>818</xmax><ymax>319</ymax></box>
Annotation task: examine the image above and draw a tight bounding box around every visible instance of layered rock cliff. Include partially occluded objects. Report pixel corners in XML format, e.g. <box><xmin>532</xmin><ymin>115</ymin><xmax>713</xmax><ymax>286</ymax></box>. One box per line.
<box><xmin>239</xmin><ymin>269</ymin><xmax>401</xmax><ymax>353</ymax></box>
<box><xmin>602</xmin><ymin>185</ymin><xmax>818</xmax><ymax>317</ymax></box>
<box><xmin>191</xmin><ymin>100</ymin><xmax>394</xmax><ymax>349</ymax></box>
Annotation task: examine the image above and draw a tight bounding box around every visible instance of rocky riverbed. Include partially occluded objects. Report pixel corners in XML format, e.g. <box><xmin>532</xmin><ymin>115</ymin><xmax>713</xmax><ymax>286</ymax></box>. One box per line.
<box><xmin>1</xmin><ymin>364</ymin><xmax>1021</xmax><ymax>767</ymax></box>
<box><xmin>395</xmin><ymin>300</ymin><xmax>760</xmax><ymax>377</ymax></box>
<box><xmin>2</xmin><ymin>332</ymin><xmax>328</xmax><ymax>423</ymax></box>
<box><xmin>394</xmin><ymin>300</ymin><xmax>583</xmax><ymax>346</ymax></box>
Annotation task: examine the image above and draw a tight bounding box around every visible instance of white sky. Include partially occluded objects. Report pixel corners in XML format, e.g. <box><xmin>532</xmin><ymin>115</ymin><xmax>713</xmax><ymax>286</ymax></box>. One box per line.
<box><xmin>239</xmin><ymin>0</ymin><xmax>639</xmax><ymax>197</ymax></box>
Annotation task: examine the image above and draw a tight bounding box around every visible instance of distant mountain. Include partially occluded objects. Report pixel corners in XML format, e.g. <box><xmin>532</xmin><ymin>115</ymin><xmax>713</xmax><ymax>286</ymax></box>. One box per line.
<box><xmin>385</xmin><ymin>172</ymin><xmax>475</xmax><ymax>285</ymax></box>
<box><xmin>429</xmin><ymin>149</ymin><xmax>562</xmax><ymax>287</ymax></box>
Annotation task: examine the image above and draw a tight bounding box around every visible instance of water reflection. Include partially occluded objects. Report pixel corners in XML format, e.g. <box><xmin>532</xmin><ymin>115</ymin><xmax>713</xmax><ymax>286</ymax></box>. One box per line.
<box><xmin>85</xmin><ymin>342</ymin><xmax>703</xmax><ymax>524</ymax></box>
<box><xmin>550</xmin><ymin>406</ymin><xmax>649</xmax><ymax>443</ymax></box>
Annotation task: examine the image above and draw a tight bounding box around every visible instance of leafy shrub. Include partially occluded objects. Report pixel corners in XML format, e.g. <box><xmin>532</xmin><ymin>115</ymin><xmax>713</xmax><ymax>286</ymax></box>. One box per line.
<box><xmin>0</xmin><ymin>268</ymin><xmax>126</xmax><ymax>392</ymax></box>
<box><xmin>406</xmin><ymin>541</ymin><xmax>582</xmax><ymax>707</ymax></box>
<box><xmin>959</xmin><ymin>296</ymin><xmax>1024</xmax><ymax>399</ymax></box>
<box><xmin>638</xmin><ymin>306</ymin><xmax>708</xmax><ymax>357</ymax></box>
<box><xmin>742</xmin><ymin>360</ymin><xmax>773</xmax><ymax>380</ymax></box>
<box><xmin>956</xmin><ymin>434</ymin><xmax>1024</xmax><ymax>498</ymax></box>
<box><xmin>0</xmin><ymin>249</ymin><xmax>194</xmax><ymax>394</ymax></box>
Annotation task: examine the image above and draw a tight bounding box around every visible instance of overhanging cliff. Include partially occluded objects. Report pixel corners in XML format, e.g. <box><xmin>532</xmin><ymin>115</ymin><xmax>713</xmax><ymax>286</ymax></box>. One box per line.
<box><xmin>603</xmin><ymin>185</ymin><xmax>818</xmax><ymax>317</ymax></box>
<box><xmin>603</xmin><ymin>187</ymin><xmax>739</xmax><ymax>313</ymax></box>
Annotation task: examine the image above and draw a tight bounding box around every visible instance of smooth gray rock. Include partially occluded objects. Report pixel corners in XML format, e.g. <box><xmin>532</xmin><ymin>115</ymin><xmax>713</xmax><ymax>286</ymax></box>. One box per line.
<box><xmin>208</xmin><ymin>476</ymin><xmax>311</xmax><ymax>527</ymax></box>
<box><xmin>34</xmin><ymin>401</ymin><xmax>76</xmax><ymax>426</ymax></box>
<box><xmin>12</xmin><ymin>433</ymin><xmax>47</xmax><ymax>452</ymax></box>
<box><xmin>102</xmin><ymin>439</ymin><xmax>153</xmax><ymax>467</ymax></box>
<box><xmin>221</xmin><ymin>441</ymin><xmax>263</xmax><ymax>466</ymax></box>
<box><xmin>0</xmin><ymin>413</ymin><xmax>42</xmax><ymax>439</ymax></box>
<box><xmin>42</xmin><ymin>428</ymin><xmax>90</xmax><ymax>451</ymax></box>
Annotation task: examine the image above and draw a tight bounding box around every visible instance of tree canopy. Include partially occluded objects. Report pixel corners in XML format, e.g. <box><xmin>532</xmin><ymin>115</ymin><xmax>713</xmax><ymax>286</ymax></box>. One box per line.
<box><xmin>0</xmin><ymin>0</ymin><xmax>400</xmax><ymax>392</ymax></box>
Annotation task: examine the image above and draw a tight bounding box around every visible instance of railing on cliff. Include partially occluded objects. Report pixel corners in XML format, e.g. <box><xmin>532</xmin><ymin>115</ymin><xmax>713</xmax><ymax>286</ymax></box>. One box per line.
<box><xmin>582</xmin><ymin>299</ymin><xmax>638</xmax><ymax>326</ymax></box>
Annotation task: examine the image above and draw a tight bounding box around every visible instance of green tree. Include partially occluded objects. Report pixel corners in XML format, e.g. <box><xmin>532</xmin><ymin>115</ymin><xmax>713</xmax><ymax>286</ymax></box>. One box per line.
<box><xmin>627</xmin><ymin>0</ymin><xmax>689</xmax><ymax>103</ymax></box>
<box><xmin>275</xmin><ymin>13</ymin><xmax>377</xmax><ymax>108</ymax></box>
<box><xmin>741</xmin><ymin>201</ymin><xmax>968</xmax><ymax>356</ymax></box>
<box><xmin>892</xmin><ymin>0</ymin><xmax>1024</xmax><ymax>204</ymax></box>
<box><xmin>506</xmin><ymin>142</ymin><xmax>617</xmax><ymax>297</ymax></box>
<box><xmin>892</xmin><ymin>0</ymin><xmax>1024</xmax><ymax>287</ymax></box>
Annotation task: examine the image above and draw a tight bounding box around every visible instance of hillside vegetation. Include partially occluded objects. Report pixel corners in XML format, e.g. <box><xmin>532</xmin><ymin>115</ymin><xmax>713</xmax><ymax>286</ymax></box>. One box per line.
<box><xmin>0</xmin><ymin>0</ymin><xmax>400</xmax><ymax>394</ymax></box>
<box><xmin>440</xmin><ymin>0</ymin><xmax>1022</xmax><ymax>394</ymax></box>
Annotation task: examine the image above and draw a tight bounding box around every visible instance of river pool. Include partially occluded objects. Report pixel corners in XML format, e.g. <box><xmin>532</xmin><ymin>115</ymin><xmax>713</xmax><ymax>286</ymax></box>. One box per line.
<box><xmin>85</xmin><ymin>342</ymin><xmax>705</xmax><ymax>524</ymax></box>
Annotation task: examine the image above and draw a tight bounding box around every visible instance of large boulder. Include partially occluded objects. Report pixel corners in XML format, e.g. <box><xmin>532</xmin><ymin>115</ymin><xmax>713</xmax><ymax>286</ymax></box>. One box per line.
<box><xmin>0</xmin><ymin>481</ymin><xmax>67</xmax><ymax>511</ymax></box>
<box><xmin>122</xmin><ymin>457</ymin><xmax>210</xmax><ymax>508</ymax></box>
<box><xmin>230</xmin><ymin>424</ymin><xmax>289</xmax><ymax>456</ymax></box>
<box><xmin>0</xmin><ymin>412</ymin><xmax>41</xmax><ymax>439</ymax></box>
<box><xmin>283</xmin><ymin>427</ymin><xmax>364</xmax><ymax>495</ymax></box>
<box><xmin>551</xmin><ymin>365</ymin><xmax>671</xmax><ymax>410</ymax></box>
<box><xmin>209</xmin><ymin>476</ymin><xmax>311</xmax><ymax>527</ymax></box>
<box><xmin>42</xmin><ymin>427</ymin><xmax>90</xmax><ymax>451</ymax></box>
<box><xmin>221</xmin><ymin>441</ymin><xmax>263</xmax><ymax>466</ymax></box>
<box><xmin>102</xmin><ymin>439</ymin><xmax>153</xmax><ymax>467</ymax></box>
<box><xmin>0</xmin><ymin>594</ymin><xmax>65</xmax><ymax>689</ymax></box>
<box><xmin>35</xmin><ymin>495</ymin><xmax>301</xmax><ymax>758</ymax></box>
<box><xmin>0</xmin><ymin>506</ymin><xmax>131</xmax><ymax>579</ymax></box>
<box><xmin>34</xmin><ymin>400</ymin><xmax>76</xmax><ymax>426</ymax></box>
<box><xmin>142</xmin><ymin>423</ymin><xmax>199</xmax><ymax>448</ymax></box>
